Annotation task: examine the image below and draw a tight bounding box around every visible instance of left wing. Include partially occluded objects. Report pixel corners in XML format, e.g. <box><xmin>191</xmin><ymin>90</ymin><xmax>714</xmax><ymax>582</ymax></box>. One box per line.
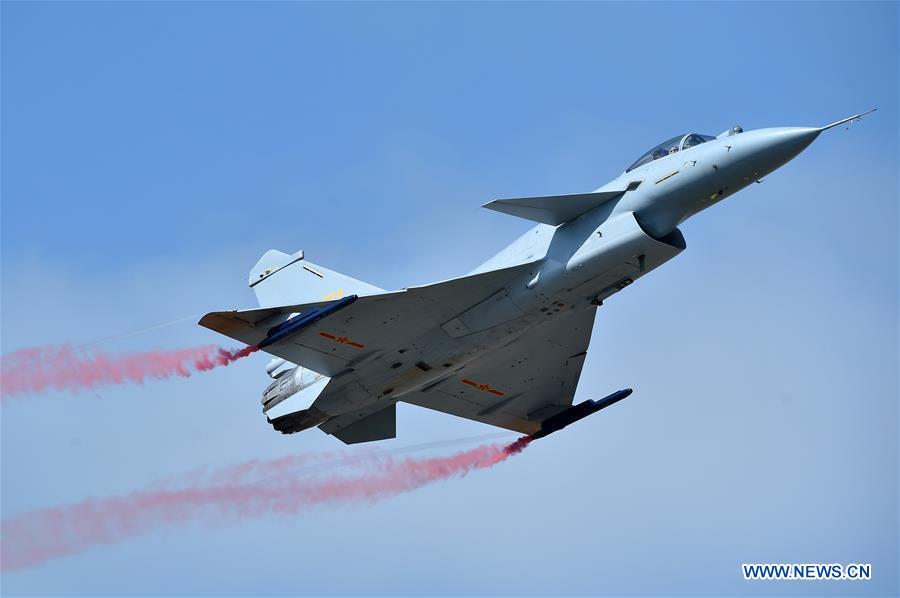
<box><xmin>199</xmin><ymin>261</ymin><xmax>540</xmax><ymax>377</ymax></box>
<box><xmin>401</xmin><ymin>305</ymin><xmax>598</xmax><ymax>434</ymax></box>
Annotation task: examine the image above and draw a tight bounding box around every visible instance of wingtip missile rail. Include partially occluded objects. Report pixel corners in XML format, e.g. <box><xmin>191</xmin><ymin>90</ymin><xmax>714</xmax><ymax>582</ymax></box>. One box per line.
<box><xmin>528</xmin><ymin>388</ymin><xmax>633</xmax><ymax>441</ymax></box>
<box><xmin>258</xmin><ymin>295</ymin><xmax>358</xmax><ymax>350</ymax></box>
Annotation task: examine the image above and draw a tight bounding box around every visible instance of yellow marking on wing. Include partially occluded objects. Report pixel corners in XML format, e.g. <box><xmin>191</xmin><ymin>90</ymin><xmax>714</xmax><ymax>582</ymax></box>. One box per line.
<box><xmin>320</xmin><ymin>288</ymin><xmax>344</xmax><ymax>301</ymax></box>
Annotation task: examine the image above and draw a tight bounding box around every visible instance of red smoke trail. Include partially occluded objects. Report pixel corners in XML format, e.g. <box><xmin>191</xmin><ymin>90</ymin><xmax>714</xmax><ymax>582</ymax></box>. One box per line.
<box><xmin>0</xmin><ymin>437</ymin><xmax>531</xmax><ymax>572</ymax></box>
<box><xmin>155</xmin><ymin>449</ymin><xmax>350</xmax><ymax>490</ymax></box>
<box><xmin>0</xmin><ymin>344</ymin><xmax>259</xmax><ymax>400</ymax></box>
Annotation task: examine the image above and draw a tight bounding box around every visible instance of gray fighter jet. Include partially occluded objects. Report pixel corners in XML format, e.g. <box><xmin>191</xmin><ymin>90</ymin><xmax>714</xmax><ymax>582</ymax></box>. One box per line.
<box><xmin>201</xmin><ymin>111</ymin><xmax>874</xmax><ymax>444</ymax></box>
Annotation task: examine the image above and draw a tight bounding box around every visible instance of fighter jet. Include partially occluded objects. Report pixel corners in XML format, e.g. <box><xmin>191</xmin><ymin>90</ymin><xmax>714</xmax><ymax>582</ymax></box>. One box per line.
<box><xmin>200</xmin><ymin>111</ymin><xmax>874</xmax><ymax>444</ymax></box>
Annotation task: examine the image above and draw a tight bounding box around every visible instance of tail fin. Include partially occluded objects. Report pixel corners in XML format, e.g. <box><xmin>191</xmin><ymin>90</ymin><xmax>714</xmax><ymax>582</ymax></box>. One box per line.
<box><xmin>249</xmin><ymin>249</ymin><xmax>385</xmax><ymax>308</ymax></box>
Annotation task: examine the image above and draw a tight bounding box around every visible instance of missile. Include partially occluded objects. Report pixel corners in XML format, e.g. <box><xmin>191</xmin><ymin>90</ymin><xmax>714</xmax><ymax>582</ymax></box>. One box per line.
<box><xmin>258</xmin><ymin>295</ymin><xmax>358</xmax><ymax>349</ymax></box>
<box><xmin>528</xmin><ymin>388</ymin><xmax>633</xmax><ymax>440</ymax></box>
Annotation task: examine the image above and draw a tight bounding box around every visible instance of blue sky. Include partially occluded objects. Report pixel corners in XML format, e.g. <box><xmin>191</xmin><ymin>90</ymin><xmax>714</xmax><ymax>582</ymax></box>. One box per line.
<box><xmin>2</xmin><ymin>2</ymin><xmax>897</xmax><ymax>596</ymax></box>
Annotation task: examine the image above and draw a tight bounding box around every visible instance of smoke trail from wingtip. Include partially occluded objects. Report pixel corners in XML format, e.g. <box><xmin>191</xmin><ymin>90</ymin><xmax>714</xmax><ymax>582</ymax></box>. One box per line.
<box><xmin>0</xmin><ymin>437</ymin><xmax>532</xmax><ymax>572</ymax></box>
<box><xmin>0</xmin><ymin>344</ymin><xmax>259</xmax><ymax>400</ymax></box>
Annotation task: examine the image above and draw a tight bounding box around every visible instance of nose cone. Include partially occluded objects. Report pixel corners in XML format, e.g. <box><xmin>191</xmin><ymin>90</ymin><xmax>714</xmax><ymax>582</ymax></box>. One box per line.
<box><xmin>761</xmin><ymin>127</ymin><xmax>821</xmax><ymax>164</ymax></box>
<box><xmin>740</xmin><ymin>127</ymin><xmax>822</xmax><ymax>177</ymax></box>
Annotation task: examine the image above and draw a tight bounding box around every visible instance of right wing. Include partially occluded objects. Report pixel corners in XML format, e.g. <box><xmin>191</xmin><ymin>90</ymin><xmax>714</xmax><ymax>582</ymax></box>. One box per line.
<box><xmin>401</xmin><ymin>305</ymin><xmax>599</xmax><ymax>434</ymax></box>
<box><xmin>199</xmin><ymin>261</ymin><xmax>540</xmax><ymax>377</ymax></box>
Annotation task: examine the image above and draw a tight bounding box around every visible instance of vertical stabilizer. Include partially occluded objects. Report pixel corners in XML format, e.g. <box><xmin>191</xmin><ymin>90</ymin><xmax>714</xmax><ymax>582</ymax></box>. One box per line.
<box><xmin>249</xmin><ymin>249</ymin><xmax>385</xmax><ymax>307</ymax></box>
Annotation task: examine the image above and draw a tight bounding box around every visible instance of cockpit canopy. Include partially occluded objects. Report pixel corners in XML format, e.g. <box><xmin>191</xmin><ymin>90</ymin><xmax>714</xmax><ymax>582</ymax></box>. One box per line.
<box><xmin>625</xmin><ymin>133</ymin><xmax>717</xmax><ymax>173</ymax></box>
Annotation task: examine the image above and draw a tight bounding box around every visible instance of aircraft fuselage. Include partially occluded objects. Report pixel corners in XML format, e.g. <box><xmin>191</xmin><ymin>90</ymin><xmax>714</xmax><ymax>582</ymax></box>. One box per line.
<box><xmin>244</xmin><ymin>116</ymin><xmax>868</xmax><ymax>440</ymax></box>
